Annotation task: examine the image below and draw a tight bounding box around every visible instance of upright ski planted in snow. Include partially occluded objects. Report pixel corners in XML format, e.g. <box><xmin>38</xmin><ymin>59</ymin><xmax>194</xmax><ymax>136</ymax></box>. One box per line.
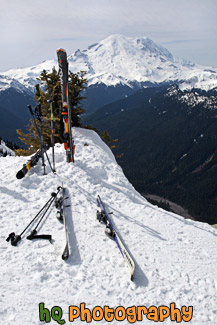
<box><xmin>96</xmin><ymin>195</ymin><xmax>135</xmax><ymax>280</ymax></box>
<box><xmin>56</xmin><ymin>48</ymin><xmax>74</xmax><ymax>163</ymax></box>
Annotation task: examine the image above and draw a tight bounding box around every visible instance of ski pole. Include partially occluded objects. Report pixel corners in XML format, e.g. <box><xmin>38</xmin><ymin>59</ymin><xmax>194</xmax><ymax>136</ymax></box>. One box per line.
<box><xmin>44</xmin><ymin>144</ymin><xmax>55</xmax><ymax>175</ymax></box>
<box><xmin>6</xmin><ymin>195</ymin><xmax>54</xmax><ymax>246</ymax></box>
<box><xmin>49</xmin><ymin>100</ymin><xmax>56</xmax><ymax>172</ymax></box>
<box><xmin>27</xmin><ymin>187</ymin><xmax>61</xmax><ymax>241</ymax></box>
<box><xmin>28</xmin><ymin>103</ymin><xmax>46</xmax><ymax>175</ymax></box>
<box><xmin>28</xmin><ymin>104</ymin><xmax>55</xmax><ymax>174</ymax></box>
<box><xmin>6</xmin><ymin>188</ymin><xmax>61</xmax><ymax>246</ymax></box>
<box><xmin>28</xmin><ymin>104</ymin><xmax>40</xmax><ymax>135</ymax></box>
<box><xmin>38</xmin><ymin>110</ymin><xmax>46</xmax><ymax>175</ymax></box>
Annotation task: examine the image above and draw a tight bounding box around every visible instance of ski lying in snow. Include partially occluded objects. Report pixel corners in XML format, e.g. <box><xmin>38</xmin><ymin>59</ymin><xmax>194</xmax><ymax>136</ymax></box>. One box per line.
<box><xmin>96</xmin><ymin>195</ymin><xmax>135</xmax><ymax>281</ymax></box>
<box><xmin>56</xmin><ymin>48</ymin><xmax>75</xmax><ymax>163</ymax></box>
<box><xmin>55</xmin><ymin>186</ymin><xmax>70</xmax><ymax>260</ymax></box>
<box><xmin>16</xmin><ymin>149</ymin><xmax>42</xmax><ymax>179</ymax></box>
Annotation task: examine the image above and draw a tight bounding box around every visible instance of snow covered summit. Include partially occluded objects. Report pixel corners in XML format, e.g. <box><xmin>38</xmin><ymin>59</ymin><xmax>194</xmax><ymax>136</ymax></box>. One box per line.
<box><xmin>68</xmin><ymin>34</ymin><xmax>217</xmax><ymax>90</ymax></box>
<box><xmin>68</xmin><ymin>34</ymin><xmax>178</xmax><ymax>86</ymax></box>
<box><xmin>1</xmin><ymin>34</ymin><xmax>217</xmax><ymax>93</ymax></box>
<box><xmin>1</xmin><ymin>127</ymin><xmax>217</xmax><ymax>324</ymax></box>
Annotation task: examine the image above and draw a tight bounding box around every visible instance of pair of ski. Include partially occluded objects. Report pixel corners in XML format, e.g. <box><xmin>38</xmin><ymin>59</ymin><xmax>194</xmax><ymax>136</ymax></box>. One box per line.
<box><xmin>57</xmin><ymin>48</ymin><xmax>75</xmax><ymax>164</ymax></box>
<box><xmin>97</xmin><ymin>195</ymin><xmax>135</xmax><ymax>281</ymax></box>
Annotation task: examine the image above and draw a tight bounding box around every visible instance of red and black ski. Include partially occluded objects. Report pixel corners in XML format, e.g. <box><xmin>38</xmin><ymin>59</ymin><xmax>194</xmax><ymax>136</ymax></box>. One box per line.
<box><xmin>56</xmin><ymin>48</ymin><xmax>75</xmax><ymax>163</ymax></box>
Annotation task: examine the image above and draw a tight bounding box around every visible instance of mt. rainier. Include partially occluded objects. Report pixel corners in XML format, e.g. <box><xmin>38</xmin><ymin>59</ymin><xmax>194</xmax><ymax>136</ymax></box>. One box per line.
<box><xmin>1</xmin><ymin>34</ymin><xmax>217</xmax><ymax>92</ymax></box>
<box><xmin>68</xmin><ymin>34</ymin><xmax>217</xmax><ymax>90</ymax></box>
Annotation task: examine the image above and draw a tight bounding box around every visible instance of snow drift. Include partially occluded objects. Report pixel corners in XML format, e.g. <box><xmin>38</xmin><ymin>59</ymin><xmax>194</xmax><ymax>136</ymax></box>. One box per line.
<box><xmin>1</xmin><ymin>128</ymin><xmax>217</xmax><ymax>324</ymax></box>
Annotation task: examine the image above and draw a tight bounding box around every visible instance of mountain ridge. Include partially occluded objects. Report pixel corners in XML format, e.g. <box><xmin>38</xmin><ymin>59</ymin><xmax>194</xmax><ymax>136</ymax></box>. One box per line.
<box><xmin>1</xmin><ymin>34</ymin><xmax>217</xmax><ymax>93</ymax></box>
<box><xmin>84</xmin><ymin>84</ymin><xmax>217</xmax><ymax>225</ymax></box>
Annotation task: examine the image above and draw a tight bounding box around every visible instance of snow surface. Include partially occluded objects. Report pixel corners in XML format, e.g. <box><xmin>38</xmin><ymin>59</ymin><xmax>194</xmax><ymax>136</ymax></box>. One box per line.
<box><xmin>0</xmin><ymin>60</ymin><xmax>56</xmax><ymax>93</ymax></box>
<box><xmin>1</xmin><ymin>128</ymin><xmax>217</xmax><ymax>324</ymax></box>
<box><xmin>165</xmin><ymin>85</ymin><xmax>217</xmax><ymax>109</ymax></box>
<box><xmin>1</xmin><ymin>35</ymin><xmax>217</xmax><ymax>93</ymax></box>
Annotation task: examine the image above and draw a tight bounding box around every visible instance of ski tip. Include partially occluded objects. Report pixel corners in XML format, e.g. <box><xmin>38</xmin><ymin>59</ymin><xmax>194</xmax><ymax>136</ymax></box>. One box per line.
<box><xmin>16</xmin><ymin>171</ymin><xmax>25</xmax><ymax>179</ymax></box>
<box><xmin>56</xmin><ymin>48</ymin><xmax>66</xmax><ymax>53</ymax></box>
<box><xmin>62</xmin><ymin>254</ymin><xmax>69</xmax><ymax>260</ymax></box>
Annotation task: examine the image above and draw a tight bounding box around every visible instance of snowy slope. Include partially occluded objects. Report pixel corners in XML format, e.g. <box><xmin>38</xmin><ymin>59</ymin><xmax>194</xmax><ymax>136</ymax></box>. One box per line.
<box><xmin>0</xmin><ymin>59</ymin><xmax>56</xmax><ymax>93</ymax></box>
<box><xmin>1</xmin><ymin>128</ymin><xmax>217</xmax><ymax>324</ymax></box>
<box><xmin>1</xmin><ymin>35</ymin><xmax>217</xmax><ymax>93</ymax></box>
<box><xmin>0</xmin><ymin>73</ymin><xmax>33</xmax><ymax>94</ymax></box>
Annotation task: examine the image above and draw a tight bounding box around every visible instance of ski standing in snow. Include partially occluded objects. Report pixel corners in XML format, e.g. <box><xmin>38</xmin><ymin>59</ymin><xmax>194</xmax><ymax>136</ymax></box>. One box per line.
<box><xmin>57</xmin><ymin>48</ymin><xmax>75</xmax><ymax>163</ymax></box>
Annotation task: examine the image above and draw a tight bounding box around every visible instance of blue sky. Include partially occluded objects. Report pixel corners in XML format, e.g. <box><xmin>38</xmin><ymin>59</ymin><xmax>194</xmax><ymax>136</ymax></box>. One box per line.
<box><xmin>0</xmin><ymin>0</ymin><xmax>217</xmax><ymax>71</ymax></box>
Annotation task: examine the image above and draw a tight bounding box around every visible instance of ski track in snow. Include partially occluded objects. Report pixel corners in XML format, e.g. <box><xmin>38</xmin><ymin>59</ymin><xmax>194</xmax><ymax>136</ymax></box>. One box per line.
<box><xmin>0</xmin><ymin>128</ymin><xmax>217</xmax><ymax>324</ymax></box>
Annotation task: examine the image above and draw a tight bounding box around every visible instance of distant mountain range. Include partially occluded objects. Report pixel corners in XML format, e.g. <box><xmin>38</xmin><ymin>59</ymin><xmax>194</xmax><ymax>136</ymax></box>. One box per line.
<box><xmin>1</xmin><ymin>34</ymin><xmax>217</xmax><ymax>92</ymax></box>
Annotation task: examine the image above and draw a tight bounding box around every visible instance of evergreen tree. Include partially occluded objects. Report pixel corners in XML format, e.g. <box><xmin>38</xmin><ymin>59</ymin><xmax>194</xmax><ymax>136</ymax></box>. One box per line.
<box><xmin>100</xmin><ymin>130</ymin><xmax>118</xmax><ymax>150</ymax></box>
<box><xmin>16</xmin><ymin>68</ymin><xmax>87</xmax><ymax>154</ymax></box>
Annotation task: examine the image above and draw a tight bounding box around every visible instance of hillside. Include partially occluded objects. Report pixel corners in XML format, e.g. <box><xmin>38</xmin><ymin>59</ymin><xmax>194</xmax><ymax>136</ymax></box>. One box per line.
<box><xmin>1</xmin><ymin>128</ymin><xmax>217</xmax><ymax>324</ymax></box>
<box><xmin>85</xmin><ymin>85</ymin><xmax>217</xmax><ymax>225</ymax></box>
<box><xmin>0</xmin><ymin>87</ymin><xmax>35</xmax><ymax>145</ymax></box>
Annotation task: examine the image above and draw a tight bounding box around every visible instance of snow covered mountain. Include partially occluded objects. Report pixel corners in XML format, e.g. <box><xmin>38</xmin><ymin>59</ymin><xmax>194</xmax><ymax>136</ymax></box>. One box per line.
<box><xmin>69</xmin><ymin>34</ymin><xmax>217</xmax><ymax>91</ymax></box>
<box><xmin>0</xmin><ymin>140</ymin><xmax>15</xmax><ymax>157</ymax></box>
<box><xmin>1</xmin><ymin>128</ymin><xmax>217</xmax><ymax>324</ymax></box>
<box><xmin>1</xmin><ymin>34</ymin><xmax>217</xmax><ymax>93</ymax></box>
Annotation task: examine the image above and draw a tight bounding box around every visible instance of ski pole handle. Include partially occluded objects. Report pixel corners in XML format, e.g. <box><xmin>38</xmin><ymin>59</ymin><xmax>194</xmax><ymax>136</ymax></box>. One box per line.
<box><xmin>6</xmin><ymin>232</ymin><xmax>21</xmax><ymax>246</ymax></box>
<box><xmin>35</xmin><ymin>84</ymin><xmax>40</xmax><ymax>97</ymax></box>
<box><xmin>28</xmin><ymin>104</ymin><xmax>34</xmax><ymax>116</ymax></box>
<box><xmin>11</xmin><ymin>235</ymin><xmax>22</xmax><ymax>246</ymax></box>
